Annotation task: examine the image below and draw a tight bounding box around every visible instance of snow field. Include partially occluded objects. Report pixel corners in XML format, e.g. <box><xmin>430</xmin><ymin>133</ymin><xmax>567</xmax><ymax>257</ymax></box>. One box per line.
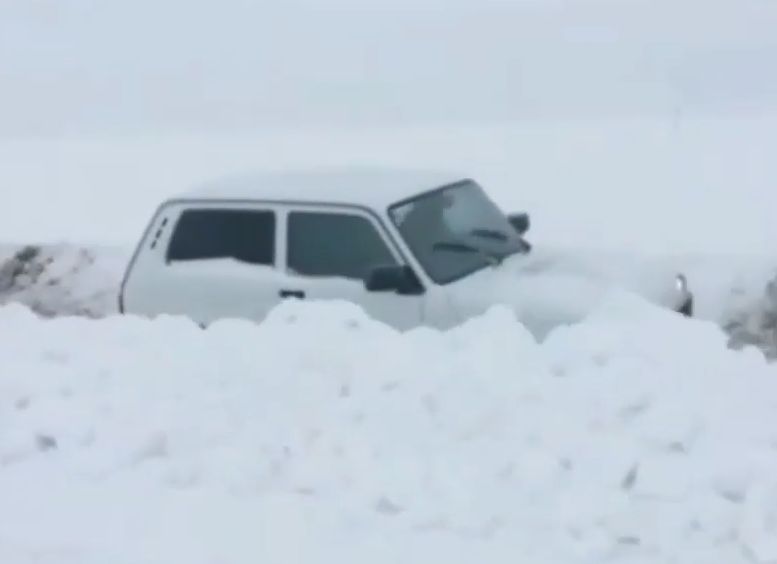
<box><xmin>1</xmin><ymin>295</ymin><xmax>777</xmax><ymax>563</ymax></box>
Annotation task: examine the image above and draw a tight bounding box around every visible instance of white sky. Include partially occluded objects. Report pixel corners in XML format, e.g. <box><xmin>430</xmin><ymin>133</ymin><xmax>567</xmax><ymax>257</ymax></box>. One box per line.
<box><xmin>1</xmin><ymin>0</ymin><xmax>776</xmax><ymax>134</ymax></box>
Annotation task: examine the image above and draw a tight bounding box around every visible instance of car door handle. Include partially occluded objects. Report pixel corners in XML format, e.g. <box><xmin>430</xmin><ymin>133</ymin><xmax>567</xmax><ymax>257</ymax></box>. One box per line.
<box><xmin>279</xmin><ymin>289</ymin><xmax>305</xmax><ymax>299</ymax></box>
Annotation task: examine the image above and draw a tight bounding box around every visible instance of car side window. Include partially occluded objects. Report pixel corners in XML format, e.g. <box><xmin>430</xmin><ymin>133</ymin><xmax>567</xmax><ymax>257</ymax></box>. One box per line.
<box><xmin>167</xmin><ymin>208</ymin><xmax>276</xmax><ymax>265</ymax></box>
<box><xmin>287</xmin><ymin>211</ymin><xmax>397</xmax><ymax>280</ymax></box>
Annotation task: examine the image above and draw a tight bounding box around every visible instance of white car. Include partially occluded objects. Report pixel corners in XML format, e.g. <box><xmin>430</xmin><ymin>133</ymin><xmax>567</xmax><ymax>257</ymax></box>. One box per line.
<box><xmin>119</xmin><ymin>168</ymin><xmax>693</xmax><ymax>336</ymax></box>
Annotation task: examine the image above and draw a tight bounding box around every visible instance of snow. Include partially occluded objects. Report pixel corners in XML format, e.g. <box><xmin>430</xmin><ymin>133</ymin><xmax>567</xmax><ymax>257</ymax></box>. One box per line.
<box><xmin>0</xmin><ymin>119</ymin><xmax>776</xmax><ymax>560</ymax></box>
<box><xmin>179</xmin><ymin>167</ymin><xmax>465</xmax><ymax>210</ymax></box>
<box><xmin>3</xmin><ymin>3</ymin><xmax>777</xmax><ymax>560</ymax></box>
<box><xmin>1</xmin><ymin>296</ymin><xmax>777</xmax><ymax>563</ymax></box>
<box><xmin>453</xmin><ymin>248</ymin><xmax>689</xmax><ymax>339</ymax></box>
<box><xmin>0</xmin><ymin>244</ymin><xmax>127</xmax><ymax>318</ymax></box>
<box><xmin>4</xmin><ymin>241</ymin><xmax>776</xmax><ymax>353</ymax></box>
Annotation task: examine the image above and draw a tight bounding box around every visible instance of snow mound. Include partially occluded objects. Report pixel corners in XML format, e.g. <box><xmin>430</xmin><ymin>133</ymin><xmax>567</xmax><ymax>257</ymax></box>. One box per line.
<box><xmin>1</xmin><ymin>298</ymin><xmax>777</xmax><ymax>563</ymax></box>
<box><xmin>725</xmin><ymin>276</ymin><xmax>777</xmax><ymax>361</ymax></box>
<box><xmin>0</xmin><ymin>244</ymin><xmax>127</xmax><ymax>318</ymax></box>
<box><xmin>4</xmin><ymin>242</ymin><xmax>777</xmax><ymax>358</ymax></box>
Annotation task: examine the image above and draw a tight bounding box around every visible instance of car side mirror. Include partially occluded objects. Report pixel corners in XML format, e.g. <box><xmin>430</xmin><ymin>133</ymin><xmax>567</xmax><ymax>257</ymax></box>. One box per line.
<box><xmin>365</xmin><ymin>265</ymin><xmax>424</xmax><ymax>295</ymax></box>
<box><xmin>507</xmin><ymin>212</ymin><xmax>530</xmax><ymax>235</ymax></box>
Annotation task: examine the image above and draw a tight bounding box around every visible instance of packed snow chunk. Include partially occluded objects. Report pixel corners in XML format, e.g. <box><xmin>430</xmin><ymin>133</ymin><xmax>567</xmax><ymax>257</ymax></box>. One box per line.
<box><xmin>1</xmin><ymin>300</ymin><xmax>777</xmax><ymax>564</ymax></box>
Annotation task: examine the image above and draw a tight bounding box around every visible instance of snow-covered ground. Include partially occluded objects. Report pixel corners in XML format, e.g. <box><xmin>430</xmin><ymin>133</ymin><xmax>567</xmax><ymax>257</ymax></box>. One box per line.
<box><xmin>4</xmin><ymin>0</ymin><xmax>777</xmax><ymax>559</ymax></box>
<box><xmin>1</xmin><ymin>116</ymin><xmax>776</xmax><ymax>561</ymax></box>
<box><xmin>2</xmin><ymin>294</ymin><xmax>777</xmax><ymax>563</ymax></box>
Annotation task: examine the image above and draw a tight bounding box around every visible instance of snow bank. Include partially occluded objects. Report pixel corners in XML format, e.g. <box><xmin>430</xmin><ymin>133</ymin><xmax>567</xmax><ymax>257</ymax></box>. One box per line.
<box><xmin>526</xmin><ymin>247</ymin><xmax>777</xmax><ymax>359</ymax></box>
<box><xmin>3</xmin><ymin>242</ymin><xmax>776</xmax><ymax>358</ymax></box>
<box><xmin>1</xmin><ymin>297</ymin><xmax>777</xmax><ymax>563</ymax></box>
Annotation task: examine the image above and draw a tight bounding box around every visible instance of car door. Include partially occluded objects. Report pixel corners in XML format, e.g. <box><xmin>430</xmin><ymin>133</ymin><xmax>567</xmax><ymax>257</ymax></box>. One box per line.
<box><xmin>279</xmin><ymin>205</ymin><xmax>426</xmax><ymax>330</ymax></box>
<box><xmin>128</xmin><ymin>202</ymin><xmax>287</xmax><ymax>325</ymax></box>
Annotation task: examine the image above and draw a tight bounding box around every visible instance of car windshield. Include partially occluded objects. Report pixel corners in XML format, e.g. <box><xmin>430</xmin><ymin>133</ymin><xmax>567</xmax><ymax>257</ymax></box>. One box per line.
<box><xmin>388</xmin><ymin>180</ymin><xmax>526</xmax><ymax>284</ymax></box>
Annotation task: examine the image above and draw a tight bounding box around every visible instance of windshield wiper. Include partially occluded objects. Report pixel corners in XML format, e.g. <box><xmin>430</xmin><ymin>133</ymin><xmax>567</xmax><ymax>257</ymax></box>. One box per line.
<box><xmin>432</xmin><ymin>240</ymin><xmax>502</xmax><ymax>266</ymax></box>
<box><xmin>470</xmin><ymin>228</ymin><xmax>509</xmax><ymax>242</ymax></box>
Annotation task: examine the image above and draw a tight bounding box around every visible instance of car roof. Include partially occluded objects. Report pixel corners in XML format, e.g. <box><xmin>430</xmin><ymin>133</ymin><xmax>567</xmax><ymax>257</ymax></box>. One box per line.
<box><xmin>173</xmin><ymin>167</ymin><xmax>468</xmax><ymax>210</ymax></box>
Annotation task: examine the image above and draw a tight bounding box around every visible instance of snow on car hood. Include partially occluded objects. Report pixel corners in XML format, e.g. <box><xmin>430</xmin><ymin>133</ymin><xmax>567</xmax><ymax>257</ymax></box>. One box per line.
<box><xmin>449</xmin><ymin>246</ymin><xmax>685</xmax><ymax>338</ymax></box>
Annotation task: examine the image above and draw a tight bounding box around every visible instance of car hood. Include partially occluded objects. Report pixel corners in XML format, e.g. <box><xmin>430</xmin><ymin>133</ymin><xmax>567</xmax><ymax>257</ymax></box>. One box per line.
<box><xmin>447</xmin><ymin>246</ymin><xmax>685</xmax><ymax>338</ymax></box>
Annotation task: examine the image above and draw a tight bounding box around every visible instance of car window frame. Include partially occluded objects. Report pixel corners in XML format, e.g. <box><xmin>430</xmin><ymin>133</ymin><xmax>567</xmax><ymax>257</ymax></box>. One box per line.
<box><xmin>282</xmin><ymin>203</ymin><xmax>405</xmax><ymax>282</ymax></box>
<box><xmin>164</xmin><ymin>204</ymin><xmax>280</xmax><ymax>267</ymax></box>
<box><xmin>387</xmin><ymin>179</ymin><xmax>511</xmax><ymax>285</ymax></box>
<box><xmin>119</xmin><ymin>198</ymin><xmax>426</xmax><ymax>314</ymax></box>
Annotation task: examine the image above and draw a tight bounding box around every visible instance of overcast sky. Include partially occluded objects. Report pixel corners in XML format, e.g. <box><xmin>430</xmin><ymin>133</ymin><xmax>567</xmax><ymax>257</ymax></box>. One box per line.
<box><xmin>1</xmin><ymin>0</ymin><xmax>776</xmax><ymax>135</ymax></box>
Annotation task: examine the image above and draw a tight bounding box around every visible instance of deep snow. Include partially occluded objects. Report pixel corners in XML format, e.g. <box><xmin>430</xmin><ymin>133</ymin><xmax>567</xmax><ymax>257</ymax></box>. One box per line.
<box><xmin>1</xmin><ymin>296</ymin><xmax>777</xmax><ymax>563</ymax></box>
<box><xmin>1</xmin><ymin>116</ymin><xmax>777</xmax><ymax>560</ymax></box>
<box><xmin>4</xmin><ymin>4</ymin><xmax>777</xmax><ymax>559</ymax></box>
<box><xmin>2</xmin><ymin>242</ymin><xmax>775</xmax><ymax>357</ymax></box>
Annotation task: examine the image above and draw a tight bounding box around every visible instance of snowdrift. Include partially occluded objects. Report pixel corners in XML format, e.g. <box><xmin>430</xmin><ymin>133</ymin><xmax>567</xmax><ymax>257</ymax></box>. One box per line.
<box><xmin>0</xmin><ymin>244</ymin><xmax>128</xmax><ymax>319</ymax></box>
<box><xmin>2</xmin><ymin>243</ymin><xmax>776</xmax><ymax>358</ymax></box>
<box><xmin>1</xmin><ymin>297</ymin><xmax>777</xmax><ymax>563</ymax></box>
